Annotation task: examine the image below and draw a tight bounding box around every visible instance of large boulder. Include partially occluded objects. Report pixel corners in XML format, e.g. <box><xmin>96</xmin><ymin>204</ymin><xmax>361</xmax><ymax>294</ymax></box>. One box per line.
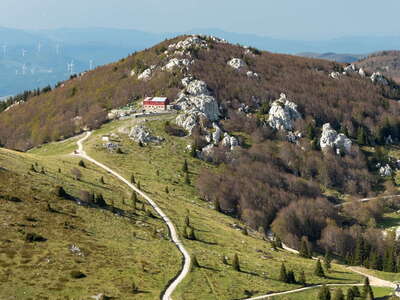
<box><xmin>227</xmin><ymin>58</ymin><xmax>246</xmax><ymax>70</ymax></box>
<box><xmin>212</xmin><ymin>123</ymin><xmax>223</xmax><ymax>144</ymax></box>
<box><xmin>320</xmin><ymin>123</ymin><xmax>352</xmax><ymax>154</ymax></box>
<box><xmin>268</xmin><ymin>93</ymin><xmax>302</xmax><ymax>131</ymax></box>
<box><xmin>129</xmin><ymin>125</ymin><xmax>163</xmax><ymax>145</ymax></box>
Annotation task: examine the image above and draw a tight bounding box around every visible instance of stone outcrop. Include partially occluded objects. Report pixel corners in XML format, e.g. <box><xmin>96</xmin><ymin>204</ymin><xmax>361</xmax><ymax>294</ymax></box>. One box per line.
<box><xmin>268</xmin><ymin>93</ymin><xmax>302</xmax><ymax>131</ymax></box>
<box><xmin>221</xmin><ymin>132</ymin><xmax>239</xmax><ymax>150</ymax></box>
<box><xmin>358</xmin><ymin>68</ymin><xmax>366</xmax><ymax>77</ymax></box>
<box><xmin>379</xmin><ymin>164</ymin><xmax>392</xmax><ymax>177</ymax></box>
<box><xmin>129</xmin><ymin>125</ymin><xmax>164</xmax><ymax>145</ymax></box>
<box><xmin>212</xmin><ymin>123</ymin><xmax>223</xmax><ymax>144</ymax></box>
<box><xmin>344</xmin><ymin>64</ymin><xmax>356</xmax><ymax>73</ymax></box>
<box><xmin>137</xmin><ymin>65</ymin><xmax>156</xmax><ymax>81</ymax></box>
<box><xmin>168</xmin><ymin>35</ymin><xmax>208</xmax><ymax>52</ymax></box>
<box><xmin>371</xmin><ymin>72</ymin><xmax>389</xmax><ymax>85</ymax></box>
<box><xmin>175</xmin><ymin>77</ymin><xmax>220</xmax><ymax>132</ymax></box>
<box><xmin>227</xmin><ymin>58</ymin><xmax>246</xmax><ymax>70</ymax></box>
<box><xmin>162</xmin><ymin>58</ymin><xmax>192</xmax><ymax>71</ymax></box>
<box><xmin>320</xmin><ymin>123</ymin><xmax>352</xmax><ymax>154</ymax></box>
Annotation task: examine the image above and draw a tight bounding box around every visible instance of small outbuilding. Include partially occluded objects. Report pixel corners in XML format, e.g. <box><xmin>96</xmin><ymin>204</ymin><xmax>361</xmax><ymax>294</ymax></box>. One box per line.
<box><xmin>143</xmin><ymin>97</ymin><xmax>170</xmax><ymax>111</ymax></box>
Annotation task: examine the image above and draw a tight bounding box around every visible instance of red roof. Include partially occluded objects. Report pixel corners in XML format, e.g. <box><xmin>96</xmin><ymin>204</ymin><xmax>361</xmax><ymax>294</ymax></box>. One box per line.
<box><xmin>143</xmin><ymin>97</ymin><xmax>169</xmax><ymax>106</ymax></box>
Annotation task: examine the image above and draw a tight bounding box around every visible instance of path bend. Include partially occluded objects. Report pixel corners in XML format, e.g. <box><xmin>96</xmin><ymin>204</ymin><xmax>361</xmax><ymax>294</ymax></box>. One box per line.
<box><xmin>75</xmin><ymin>132</ymin><xmax>191</xmax><ymax>300</ymax></box>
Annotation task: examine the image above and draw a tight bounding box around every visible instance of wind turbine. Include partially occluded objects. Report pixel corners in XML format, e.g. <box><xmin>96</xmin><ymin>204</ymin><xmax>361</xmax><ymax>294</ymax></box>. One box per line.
<box><xmin>67</xmin><ymin>60</ymin><xmax>74</xmax><ymax>75</ymax></box>
<box><xmin>22</xmin><ymin>49</ymin><xmax>27</xmax><ymax>57</ymax></box>
<box><xmin>22</xmin><ymin>64</ymin><xmax>27</xmax><ymax>75</ymax></box>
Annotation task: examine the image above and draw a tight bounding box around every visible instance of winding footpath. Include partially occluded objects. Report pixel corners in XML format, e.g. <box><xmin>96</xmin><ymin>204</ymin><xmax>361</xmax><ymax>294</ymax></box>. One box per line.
<box><xmin>74</xmin><ymin>132</ymin><xmax>191</xmax><ymax>300</ymax></box>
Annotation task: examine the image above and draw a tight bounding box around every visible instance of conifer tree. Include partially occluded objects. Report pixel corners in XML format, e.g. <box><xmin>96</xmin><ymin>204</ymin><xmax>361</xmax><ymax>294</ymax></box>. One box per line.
<box><xmin>362</xmin><ymin>277</ymin><xmax>374</xmax><ymax>300</ymax></box>
<box><xmin>287</xmin><ymin>270</ymin><xmax>296</xmax><ymax>284</ymax></box>
<box><xmin>346</xmin><ymin>288</ymin><xmax>354</xmax><ymax>300</ymax></box>
<box><xmin>275</xmin><ymin>236</ymin><xmax>283</xmax><ymax>248</ymax></box>
<box><xmin>318</xmin><ymin>284</ymin><xmax>331</xmax><ymax>300</ymax></box>
<box><xmin>95</xmin><ymin>193</ymin><xmax>106</xmax><ymax>207</ymax></box>
<box><xmin>222</xmin><ymin>255</ymin><xmax>228</xmax><ymax>265</ymax></box>
<box><xmin>314</xmin><ymin>259</ymin><xmax>325</xmax><ymax>277</ymax></box>
<box><xmin>137</xmin><ymin>181</ymin><xmax>141</xmax><ymax>190</ymax></box>
<box><xmin>351</xmin><ymin>286</ymin><xmax>360</xmax><ymax>297</ymax></box>
<box><xmin>299</xmin><ymin>270</ymin><xmax>306</xmax><ymax>286</ymax></box>
<box><xmin>215</xmin><ymin>199</ymin><xmax>222</xmax><ymax>212</ymax></box>
<box><xmin>192</xmin><ymin>255</ymin><xmax>200</xmax><ymax>268</ymax></box>
<box><xmin>130</xmin><ymin>174</ymin><xmax>135</xmax><ymax>184</ymax></box>
<box><xmin>182</xmin><ymin>159</ymin><xmax>189</xmax><ymax>172</ymax></box>
<box><xmin>232</xmin><ymin>254</ymin><xmax>240</xmax><ymax>272</ymax></box>
<box><xmin>185</xmin><ymin>215</ymin><xmax>190</xmax><ymax>227</ymax></box>
<box><xmin>300</xmin><ymin>236</ymin><xmax>311</xmax><ymax>258</ymax></box>
<box><xmin>187</xmin><ymin>227</ymin><xmax>196</xmax><ymax>240</ymax></box>
<box><xmin>100</xmin><ymin>176</ymin><xmax>105</xmax><ymax>184</ymax></box>
<box><xmin>185</xmin><ymin>173</ymin><xmax>191</xmax><ymax>185</ymax></box>
<box><xmin>131</xmin><ymin>191</ymin><xmax>138</xmax><ymax>208</ymax></box>
<box><xmin>324</xmin><ymin>250</ymin><xmax>332</xmax><ymax>272</ymax></box>
<box><xmin>165</xmin><ymin>186</ymin><xmax>169</xmax><ymax>194</ymax></box>
<box><xmin>279</xmin><ymin>263</ymin><xmax>288</xmax><ymax>282</ymax></box>
<box><xmin>333</xmin><ymin>288</ymin><xmax>345</xmax><ymax>300</ymax></box>
<box><xmin>78</xmin><ymin>160</ymin><xmax>86</xmax><ymax>168</ymax></box>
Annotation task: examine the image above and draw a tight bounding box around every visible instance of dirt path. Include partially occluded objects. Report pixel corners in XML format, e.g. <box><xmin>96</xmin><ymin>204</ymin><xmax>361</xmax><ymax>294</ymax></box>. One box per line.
<box><xmin>75</xmin><ymin>132</ymin><xmax>191</xmax><ymax>300</ymax></box>
<box><xmin>348</xmin><ymin>266</ymin><xmax>395</xmax><ymax>288</ymax></box>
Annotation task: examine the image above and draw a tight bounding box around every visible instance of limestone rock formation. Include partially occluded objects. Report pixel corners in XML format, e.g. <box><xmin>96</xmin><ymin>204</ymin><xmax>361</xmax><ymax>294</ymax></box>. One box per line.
<box><xmin>162</xmin><ymin>58</ymin><xmax>192</xmax><ymax>71</ymax></box>
<box><xmin>168</xmin><ymin>35</ymin><xmax>208</xmax><ymax>52</ymax></box>
<box><xmin>137</xmin><ymin>65</ymin><xmax>156</xmax><ymax>81</ymax></box>
<box><xmin>268</xmin><ymin>93</ymin><xmax>302</xmax><ymax>131</ymax></box>
<box><xmin>129</xmin><ymin>125</ymin><xmax>164</xmax><ymax>145</ymax></box>
<box><xmin>212</xmin><ymin>123</ymin><xmax>223</xmax><ymax>144</ymax></box>
<box><xmin>175</xmin><ymin>77</ymin><xmax>220</xmax><ymax>132</ymax></box>
<box><xmin>379</xmin><ymin>164</ymin><xmax>392</xmax><ymax>177</ymax></box>
<box><xmin>320</xmin><ymin>123</ymin><xmax>352</xmax><ymax>154</ymax></box>
<box><xmin>329</xmin><ymin>72</ymin><xmax>340</xmax><ymax>79</ymax></box>
<box><xmin>227</xmin><ymin>58</ymin><xmax>246</xmax><ymax>70</ymax></box>
<box><xmin>222</xmin><ymin>132</ymin><xmax>239</xmax><ymax>150</ymax></box>
<box><xmin>371</xmin><ymin>72</ymin><xmax>389</xmax><ymax>85</ymax></box>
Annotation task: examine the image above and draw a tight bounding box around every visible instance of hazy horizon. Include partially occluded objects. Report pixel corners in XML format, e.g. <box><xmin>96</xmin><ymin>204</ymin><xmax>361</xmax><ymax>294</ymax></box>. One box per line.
<box><xmin>0</xmin><ymin>0</ymin><xmax>399</xmax><ymax>40</ymax></box>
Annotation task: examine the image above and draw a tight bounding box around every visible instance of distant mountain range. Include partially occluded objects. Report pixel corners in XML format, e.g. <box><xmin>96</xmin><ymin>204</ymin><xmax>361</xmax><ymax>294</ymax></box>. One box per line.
<box><xmin>1</xmin><ymin>26</ymin><xmax>400</xmax><ymax>96</ymax></box>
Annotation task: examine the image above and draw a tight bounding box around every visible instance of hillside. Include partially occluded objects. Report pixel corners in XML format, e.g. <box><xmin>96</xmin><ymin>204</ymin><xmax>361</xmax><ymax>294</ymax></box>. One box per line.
<box><xmin>357</xmin><ymin>50</ymin><xmax>400</xmax><ymax>83</ymax></box>
<box><xmin>297</xmin><ymin>52</ymin><xmax>365</xmax><ymax>63</ymax></box>
<box><xmin>2</xmin><ymin>35</ymin><xmax>400</xmax><ymax>299</ymax></box>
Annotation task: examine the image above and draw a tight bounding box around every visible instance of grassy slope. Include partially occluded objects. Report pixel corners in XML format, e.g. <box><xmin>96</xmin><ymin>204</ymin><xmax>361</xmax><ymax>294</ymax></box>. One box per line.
<box><xmin>28</xmin><ymin>114</ymin><xmax>364</xmax><ymax>300</ymax></box>
<box><xmin>0</xmin><ymin>146</ymin><xmax>180</xmax><ymax>299</ymax></box>
<box><xmin>273</xmin><ymin>286</ymin><xmax>393</xmax><ymax>300</ymax></box>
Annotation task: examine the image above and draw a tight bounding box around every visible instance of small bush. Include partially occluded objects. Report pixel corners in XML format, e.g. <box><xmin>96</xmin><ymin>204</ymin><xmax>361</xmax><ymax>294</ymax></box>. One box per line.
<box><xmin>70</xmin><ymin>270</ymin><xmax>87</xmax><ymax>279</ymax></box>
<box><xmin>25</xmin><ymin>233</ymin><xmax>47</xmax><ymax>242</ymax></box>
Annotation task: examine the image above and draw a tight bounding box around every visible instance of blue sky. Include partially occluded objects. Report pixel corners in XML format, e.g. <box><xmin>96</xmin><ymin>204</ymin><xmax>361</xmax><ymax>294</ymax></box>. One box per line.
<box><xmin>1</xmin><ymin>0</ymin><xmax>399</xmax><ymax>39</ymax></box>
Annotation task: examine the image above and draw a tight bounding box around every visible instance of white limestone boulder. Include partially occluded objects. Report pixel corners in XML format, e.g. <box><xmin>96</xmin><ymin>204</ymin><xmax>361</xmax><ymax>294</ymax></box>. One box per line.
<box><xmin>186</xmin><ymin>79</ymin><xmax>210</xmax><ymax>96</ymax></box>
<box><xmin>162</xmin><ymin>58</ymin><xmax>192</xmax><ymax>71</ymax></box>
<box><xmin>129</xmin><ymin>125</ymin><xmax>163</xmax><ymax>145</ymax></box>
<box><xmin>227</xmin><ymin>58</ymin><xmax>246</xmax><ymax>70</ymax></box>
<box><xmin>320</xmin><ymin>123</ymin><xmax>352</xmax><ymax>154</ymax></box>
<box><xmin>268</xmin><ymin>93</ymin><xmax>302</xmax><ymax>131</ymax></box>
<box><xmin>379</xmin><ymin>164</ymin><xmax>393</xmax><ymax>177</ymax></box>
<box><xmin>137</xmin><ymin>65</ymin><xmax>156</xmax><ymax>81</ymax></box>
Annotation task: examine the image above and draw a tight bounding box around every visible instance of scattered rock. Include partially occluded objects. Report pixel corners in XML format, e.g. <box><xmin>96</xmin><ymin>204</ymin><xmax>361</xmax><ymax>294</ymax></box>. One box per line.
<box><xmin>320</xmin><ymin>123</ymin><xmax>352</xmax><ymax>154</ymax></box>
<box><xmin>129</xmin><ymin>125</ymin><xmax>164</xmax><ymax>145</ymax></box>
<box><xmin>268</xmin><ymin>93</ymin><xmax>302</xmax><ymax>131</ymax></box>
<box><xmin>359</xmin><ymin>68</ymin><xmax>366</xmax><ymax>77</ymax></box>
<box><xmin>227</xmin><ymin>58</ymin><xmax>246</xmax><ymax>70</ymax></box>
<box><xmin>344</xmin><ymin>64</ymin><xmax>357</xmax><ymax>73</ymax></box>
<box><xmin>246</xmin><ymin>71</ymin><xmax>259</xmax><ymax>78</ymax></box>
<box><xmin>69</xmin><ymin>244</ymin><xmax>84</xmax><ymax>256</ymax></box>
<box><xmin>103</xmin><ymin>142</ymin><xmax>119</xmax><ymax>151</ymax></box>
